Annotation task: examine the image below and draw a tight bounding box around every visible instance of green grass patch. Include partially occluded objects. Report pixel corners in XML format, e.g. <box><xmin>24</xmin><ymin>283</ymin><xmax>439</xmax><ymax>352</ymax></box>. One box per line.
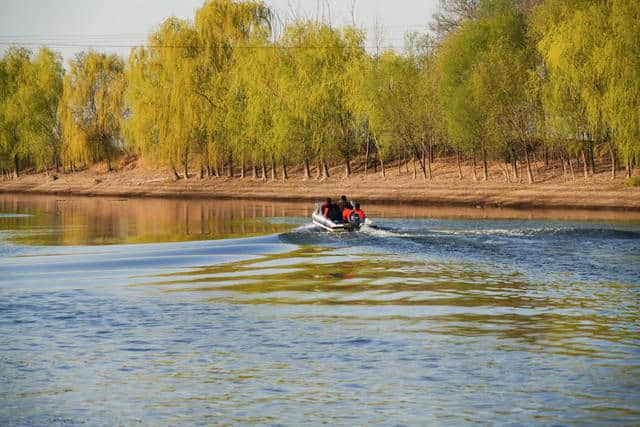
<box><xmin>625</xmin><ymin>176</ymin><xmax>640</xmax><ymax>187</ymax></box>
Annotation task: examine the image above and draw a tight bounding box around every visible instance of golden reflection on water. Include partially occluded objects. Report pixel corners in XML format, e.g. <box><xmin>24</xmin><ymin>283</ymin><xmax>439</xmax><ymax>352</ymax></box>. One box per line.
<box><xmin>133</xmin><ymin>245</ymin><xmax>639</xmax><ymax>358</ymax></box>
<box><xmin>1</xmin><ymin>192</ymin><xmax>639</xmax><ymax>246</ymax></box>
<box><xmin>0</xmin><ymin>195</ymin><xmax>307</xmax><ymax>245</ymax></box>
<box><xmin>136</xmin><ymin>246</ymin><xmax>543</xmax><ymax>306</ymax></box>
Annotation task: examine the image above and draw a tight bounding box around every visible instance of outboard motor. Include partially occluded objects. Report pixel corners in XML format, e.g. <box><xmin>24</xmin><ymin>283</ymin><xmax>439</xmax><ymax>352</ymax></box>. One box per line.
<box><xmin>348</xmin><ymin>212</ymin><xmax>361</xmax><ymax>228</ymax></box>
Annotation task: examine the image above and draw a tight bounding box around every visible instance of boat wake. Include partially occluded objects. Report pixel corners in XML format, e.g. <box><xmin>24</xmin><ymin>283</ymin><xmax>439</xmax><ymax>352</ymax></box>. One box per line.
<box><xmin>280</xmin><ymin>217</ymin><xmax>640</xmax><ymax>285</ymax></box>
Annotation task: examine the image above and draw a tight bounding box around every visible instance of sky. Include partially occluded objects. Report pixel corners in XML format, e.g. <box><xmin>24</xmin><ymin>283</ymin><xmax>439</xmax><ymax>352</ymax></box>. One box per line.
<box><xmin>0</xmin><ymin>0</ymin><xmax>440</xmax><ymax>63</ymax></box>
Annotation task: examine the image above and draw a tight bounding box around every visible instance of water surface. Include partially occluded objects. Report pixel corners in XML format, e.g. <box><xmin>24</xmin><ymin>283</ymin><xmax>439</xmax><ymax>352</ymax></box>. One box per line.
<box><xmin>1</xmin><ymin>194</ymin><xmax>639</xmax><ymax>425</ymax></box>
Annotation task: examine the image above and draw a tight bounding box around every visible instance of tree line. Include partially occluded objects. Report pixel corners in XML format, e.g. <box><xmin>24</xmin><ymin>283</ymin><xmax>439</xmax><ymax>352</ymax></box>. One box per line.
<box><xmin>1</xmin><ymin>0</ymin><xmax>638</xmax><ymax>182</ymax></box>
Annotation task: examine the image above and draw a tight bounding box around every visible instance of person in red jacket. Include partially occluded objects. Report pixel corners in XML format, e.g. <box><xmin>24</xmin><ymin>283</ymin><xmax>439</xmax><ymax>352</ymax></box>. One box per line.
<box><xmin>342</xmin><ymin>205</ymin><xmax>354</xmax><ymax>221</ymax></box>
<box><xmin>321</xmin><ymin>198</ymin><xmax>332</xmax><ymax>217</ymax></box>
<box><xmin>353</xmin><ymin>203</ymin><xmax>366</xmax><ymax>220</ymax></box>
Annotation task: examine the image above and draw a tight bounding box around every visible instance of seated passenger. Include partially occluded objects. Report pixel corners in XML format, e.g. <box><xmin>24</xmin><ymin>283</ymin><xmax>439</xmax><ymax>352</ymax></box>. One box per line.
<box><xmin>328</xmin><ymin>203</ymin><xmax>342</xmax><ymax>222</ymax></box>
<box><xmin>321</xmin><ymin>198</ymin><xmax>332</xmax><ymax>217</ymax></box>
<box><xmin>353</xmin><ymin>203</ymin><xmax>366</xmax><ymax>220</ymax></box>
<box><xmin>338</xmin><ymin>195</ymin><xmax>353</xmax><ymax>213</ymax></box>
<box><xmin>342</xmin><ymin>205</ymin><xmax>354</xmax><ymax>221</ymax></box>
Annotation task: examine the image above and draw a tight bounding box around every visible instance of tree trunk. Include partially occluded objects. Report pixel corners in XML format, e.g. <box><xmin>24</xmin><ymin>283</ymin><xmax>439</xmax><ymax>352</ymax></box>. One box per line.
<box><xmin>271</xmin><ymin>156</ymin><xmax>277</xmax><ymax>181</ymax></box>
<box><xmin>253</xmin><ymin>163</ymin><xmax>258</xmax><ymax>179</ymax></box>
<box><xmin>427</xmin><ymin>142</ymin><xmax>433</xmax><ymax>180</ymax></box>
<box><xmin>200</xmin><ymin>165</ymin><xmax>204</xmax><ymax>179</ymax></box>
<box><xmin>55</xmin><ymin>157</ymin><xmax>60</xmax><ymax>173</ymax></box>
<box><xmin>499</xmin><ymin>162</ymin><xmax>510</xmax><ymax>183</ymax></box>
<box><xmin>525</xmin><ymin>148</ymin><xmax>534</xmax><ymax>184</ymax></box>
<box><xmin>315</xmin><ymin>160</ymin><xmax>321</xmax><ymax>180</ymax></box>
<box><xmin>398</xmin><ymin>154</ymin><xmax>402</xmax><ymax>175</ymax></box>
<box><xmin>560</xmin><ymin>152</ymin><xmax>567</xmax><ymax>181</ymax></box>
<box><xmin>262</xmin><ymin>159</ymin><xmax>268</xmax><ymax>181</ymax></box>
<box><xmin>344</xmin><ymin>158</ymin><xmax>351</xmax><ymax>178</ymax></box>
<box><xmin>412</xmin><ymin>155</ymin><xmax>417</xmax><ymax>180</ymax></box>
<box><xmin>482</xmin><ymin>148</ymin><xmax>488</xmax><ymax>181</ymax></box>
<box><xmin>107</xmin><ymin>157</ymin><xmax>112</xmax><ymax>172</ymax></box>
<box><xmin>511</xmin><ymin>148</ymin><xmax>519</xmax><ymax>179</ymax></box>
<box><xmin>304</xmin><ymin>158</ymin><xmax>311</xmax><ymax>180</ymax></box>
<box><xmin>228</xmin><ymin>151</ymin><xmax>233</xmax><ymax>178</ymax></box>
<box><xmin>532</xmin><ymin>151</ymin><xmax>540</xmax><ymax>174</ymax></box>
<box><xmin>404</xmin><ymin>150</ymin><xmax>410</xmax><ymax>173</ymax></box>
<box><xmin>456</xmin><ymin>151</ymin><xmax>463</xmax><ymax>179</ymax></box>
<box><xmin>281</xmin><ymin>156</ymin><xmax>288</xmax><ymax>181</ymax></box>
<box><xmin>625</xmin><ymin>155</ymin><xmax>632</xmax><ymax>179</ymax></box>
<box><xmin>322</xmin><ymin>159</ymin><xmax>330</xmax><ymax>179</ymax></box>
<box><xmin>183</xmin><ymin>159</ymin><xmax>189</xmax><ymax>180</ymax></box>
<box><xmin>13</xmin><ymin>154</ymin><xmax>19</xmax><ymax>178</ymax></box>
<box><xmin>364</xmin><ymin>139</ymin><xmax>370</xmax><ymax>174</ymax></box>
<box><xmin>581</xmin><ymin>149</ymin><xmax>589</xmax><ymax>179</ymax></box>
<box><xmin>589</xmin><ymin>141</ymin><xmax>596</xmax><ymax>175</ymax></box>
<box><xmin>241</xmin><ymin>158</ymin><xmax>246</xmax><ymax>179</ymax></box>
<box><xmin>380</xmin><ymin>157</ymin><xmax>385</xmax><ymax>178</ymax></box>
<box><xmin>569</xmin><ymin>156</ymin><xmax>576</xmax><ymax>180</ymax></box>
<box><xmin>544</xmin><ymin>147</ymin><xmax>549</xmax><ymax>169</ymax></box>
<box><xmin>608</xmin><ymin>143</ymin><xmax>615</xmax><ymax>180</ymax></box>
<box><xmin>422</xmin><ymin>149</ymin><xmax>427</xmax><ymax>178</ymax></box>
<box><xmin>472</xmin><ymin>154</ymin><xmax>478</xmax><ymax>182</ymax></box>
<box><xmin>171</xmin><ymin>163</ymin><xmax>180</xmax><ymax>180</ymax></box>
<box><xmin>415</xmin><ymin>147</ymin><xmax>427</xmax><ymax>179</ymax></box>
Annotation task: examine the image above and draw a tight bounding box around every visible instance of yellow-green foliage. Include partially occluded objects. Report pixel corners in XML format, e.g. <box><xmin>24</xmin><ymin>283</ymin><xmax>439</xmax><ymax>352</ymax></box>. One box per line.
<box><xmin>58</xmin><ymin>51</ymin><xmax>124</xmax><ymax>169</ymax></box>
<box><xmin>2</xmin><ymin>0</ymin><xmax>639</xmax><ymax>178</ymax></box>
<box><xmin>124</xmin><ymin>0</ymin><xmax>271</xmax><ymax>176</ymax></box>
<box><xmin>625</xmin><ymin>176</ymin><xmax>640</xmax><ymax>188</ymax></box>
<box><xmin>532</xmin><ymin>0</ymin><xmax>640</xmax><ymax>161</ymax></box>
<box><xmin>0</xmin><ymin>47</ymin><xmax>63</xmax><ymax>172</ymax></box>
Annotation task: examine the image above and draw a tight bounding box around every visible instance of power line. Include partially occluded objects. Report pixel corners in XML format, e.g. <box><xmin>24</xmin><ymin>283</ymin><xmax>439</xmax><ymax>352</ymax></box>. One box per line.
<box><xmin>0</xmin><ymin>41</ymin><xmax>410</xmax><ymax>50</ymax></box>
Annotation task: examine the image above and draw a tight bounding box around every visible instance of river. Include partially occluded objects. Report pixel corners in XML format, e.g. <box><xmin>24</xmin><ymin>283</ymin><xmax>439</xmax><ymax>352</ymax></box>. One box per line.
<box><xmin>1</xmin><ymin>194</ymin><xmax>639</xmax><ymax>425</ymax></box>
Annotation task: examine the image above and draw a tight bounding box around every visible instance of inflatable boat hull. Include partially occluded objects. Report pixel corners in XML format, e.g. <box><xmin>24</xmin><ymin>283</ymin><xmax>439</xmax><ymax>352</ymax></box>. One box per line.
<box><xmin>311</xmin><ymin>212</ymin><xmax>359</xmax><ymax>232</ymax></box>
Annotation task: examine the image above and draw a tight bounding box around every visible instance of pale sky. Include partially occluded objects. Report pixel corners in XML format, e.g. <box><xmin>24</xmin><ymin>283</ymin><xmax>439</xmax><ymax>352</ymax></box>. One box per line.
<box><xmin>0</xmin><ymin>0</ymin><xmax>440</xmax><ymax>62</ymax></box>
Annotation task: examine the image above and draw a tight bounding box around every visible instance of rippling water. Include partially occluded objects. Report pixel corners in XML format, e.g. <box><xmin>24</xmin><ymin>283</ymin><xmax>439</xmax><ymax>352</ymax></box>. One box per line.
<box><xmin>1</xmin><ymin>194</ymin><xmax>639</xmax><ymax>425</ymax></box>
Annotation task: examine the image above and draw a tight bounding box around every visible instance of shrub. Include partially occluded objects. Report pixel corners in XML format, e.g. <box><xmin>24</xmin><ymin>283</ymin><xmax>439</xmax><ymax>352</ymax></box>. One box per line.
<box><xmin>625</xmin><ymin>176</ymin><xmax>640</xmax><ymax>187</ymax></box>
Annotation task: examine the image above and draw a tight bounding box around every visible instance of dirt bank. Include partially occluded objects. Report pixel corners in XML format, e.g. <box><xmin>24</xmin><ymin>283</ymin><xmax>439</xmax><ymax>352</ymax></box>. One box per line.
<box><xmin>1</xmin><ymin>157</ymin><xmax>638</xmax><ymax>210</ymax></box>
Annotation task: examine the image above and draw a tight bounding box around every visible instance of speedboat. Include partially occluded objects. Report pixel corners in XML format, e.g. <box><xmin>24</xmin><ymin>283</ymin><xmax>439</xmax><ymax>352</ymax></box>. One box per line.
<box><xmin>311</xmin><ymin>203</ymin><xmax>374</xmax><ymax>232</ymax></box>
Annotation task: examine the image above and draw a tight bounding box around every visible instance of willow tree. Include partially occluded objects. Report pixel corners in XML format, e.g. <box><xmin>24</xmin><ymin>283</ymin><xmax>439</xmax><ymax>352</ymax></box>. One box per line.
<box><xmin>469</xmin><ymin>5</ymin><xmax>538</xmax><ymax>183</ymax></box>
<box><xmin>0</xmin><ymin>48</ymin><xmax>31</xmax><ymax>176</ymax></box>
<box><xmin>193</xmin><ymin>0</ymin><xmax>272</xmax><ymax>176</ymax></box>
<box><xmin>231</xmin><ymin>31</ymin><xmax>291</xmax><ymax>180</ymax></box>
<box><xmin>347</xmin><ymin>52</ymin><xmax>395</xmax><ymax>178</ymax></box>
<box><xmin>0</xmin><ymin>47</ymin><xmax>63</xmax><ymax>176</ymax></box>
<box><xmin>18</xmin><ymin>48</ymin><xmax>64</xmax><ymax>173</ymax></box>
<box><xmin>278</xmin><ymin>22</ymin><xmax>365</xmax><ymax>179</ymax></box>
<box><xmin>331</xmin><ymin>27</ymin><xmax>367</xmax><ymax>178</ymax></box>
<box><xmin>125</xmin><ymin>18</ymin><xmax>201</xmax><ymax>179</ymax></box>
<box><xmin>438</xmin><ymin>0</ymin><xmax>539</xmax><ymax>182</ymax></box>
<box><xmin>58</xmin><ymin>51</ymin><xmax>125</xmax><ymax>171</ymax></box>
<box><xmin>532</xmin><ymin>0</ymin><xmax>640</xmax><ymax>179</ymax></box>
<box><xmin>604</xmin><ymin>0</ymin><xmax>640</xmax><ymax>176</ymax></box>
<box><xmin>359</xmin><ymin>40</ymin><xmax>443</xmax><ymax>181</ymax></box>
<box><xmin>124</xmin><ymin>0</ymin><xmax>272</xmax><ymax>179</ymax></box>
<box><xmin>437</xmin><ymin>18</ymin><xmax>490</xmax><ymax>181</ymax></box>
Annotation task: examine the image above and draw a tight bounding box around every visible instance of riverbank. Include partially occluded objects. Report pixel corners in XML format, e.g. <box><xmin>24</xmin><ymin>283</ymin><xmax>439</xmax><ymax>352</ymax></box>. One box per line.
<box><xmin>1</xmin><ymin>157</ymin><xmax>639</xmax><ymax>210</ymax></box>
